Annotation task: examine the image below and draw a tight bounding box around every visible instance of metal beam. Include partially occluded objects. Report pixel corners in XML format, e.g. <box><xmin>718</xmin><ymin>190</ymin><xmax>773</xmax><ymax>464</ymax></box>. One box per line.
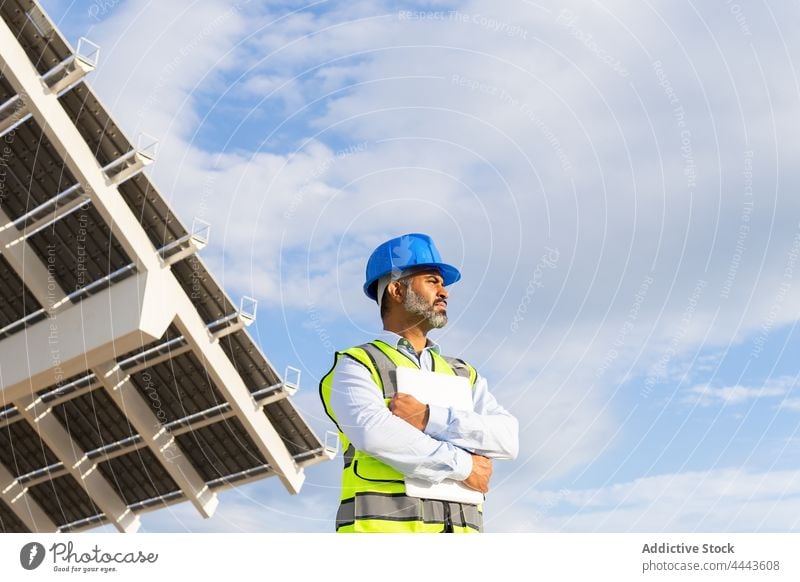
<box><xmin>0</xmin><ymin>460</ymin><xmax>57</xmax><ymax>532</ymax></box>
<box><xmin>14</xmin><ymin>394</ymin><xmax>140</xmax><ymax>533</ymax></box>
<box><xmin>93</xmin><ymin>361</ymin><xmax>219</xmax><ymax>518</ymax></box>
<box><xmin>171</xmin><ymin>279</ymin><xmax>305</xmax><ymax>494</ymax></box>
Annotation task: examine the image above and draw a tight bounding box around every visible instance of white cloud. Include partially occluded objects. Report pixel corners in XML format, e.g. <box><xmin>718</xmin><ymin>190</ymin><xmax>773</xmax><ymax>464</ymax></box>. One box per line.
<box><xmin>684</xmin><ymin>375</ymin><xmax>798</xmax><ymax>406</ymax></box>
<box><xmin>83</xmin><ymin>1</ymin><xmax>249</xmax><ymax>135</ymax></box>
<box><xmin>779</xmin><ymin>398</ymin><xmax>800</xmax><ymax>412</ymax></box>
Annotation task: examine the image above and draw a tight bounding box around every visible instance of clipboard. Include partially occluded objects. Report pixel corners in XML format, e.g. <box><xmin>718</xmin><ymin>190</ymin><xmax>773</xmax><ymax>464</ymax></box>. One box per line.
<box><xmin>395</xmin><ymin>366</ymin><xmax>485</xmax><ymax>505</ymax></box>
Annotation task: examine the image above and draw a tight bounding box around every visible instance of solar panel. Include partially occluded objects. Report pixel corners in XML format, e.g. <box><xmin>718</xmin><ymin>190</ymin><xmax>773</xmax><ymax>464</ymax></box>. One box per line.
<box><xmin>1</xmin><ymin>0</ymin><xmax>71</xmax><ymax>75</ymax></box>
<box><xmin>0</xmin><ymin>498</ymin><xmax>29</xmax><ymax>532</ymax></box>
<box><xmin>0</xmin><ymin>0</ymin><xmax>333</xmax><ymax>533</ymax></box>
<box><xmin>0</xmin><ymin>254</ymin><xmax>41</xmax><ymax>325</ymax></box>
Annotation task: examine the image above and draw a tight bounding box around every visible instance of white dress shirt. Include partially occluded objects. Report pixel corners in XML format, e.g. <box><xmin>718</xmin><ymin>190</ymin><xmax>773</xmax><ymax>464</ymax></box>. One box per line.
<box><xmin>329</xmin><ymin>331</ymin><xmax>518</xmax><ymax>484</ymax></box>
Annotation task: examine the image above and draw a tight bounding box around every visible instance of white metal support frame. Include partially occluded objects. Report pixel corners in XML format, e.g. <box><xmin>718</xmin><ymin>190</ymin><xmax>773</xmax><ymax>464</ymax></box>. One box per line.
<box><xmin>170</xmin><ymin>279</ymin><xmax>306</xmax><ymax>494</ymax></box>
<box><xmin>93</xmin><ymin>361</ymin><xmax>220</xmax><ymax>518</ymax></box>
<box><xmin>324</xmin><ymin>431</ymin><xmax>340</xmax><ymax>459</ymax></box>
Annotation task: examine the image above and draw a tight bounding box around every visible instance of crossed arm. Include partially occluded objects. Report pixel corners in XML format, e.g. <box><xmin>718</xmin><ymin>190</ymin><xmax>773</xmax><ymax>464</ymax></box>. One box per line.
<box><xmin>329</xmin><ymin>356</ymin><xmax>518</xmax><ymax>492</ymax></box>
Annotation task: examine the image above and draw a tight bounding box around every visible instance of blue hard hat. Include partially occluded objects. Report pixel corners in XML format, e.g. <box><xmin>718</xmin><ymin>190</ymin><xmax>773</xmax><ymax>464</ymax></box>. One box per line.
<box><xmin>363</xmin><ymin>233</ymin><xmax>461</xmax><ymax>301</ymax></box>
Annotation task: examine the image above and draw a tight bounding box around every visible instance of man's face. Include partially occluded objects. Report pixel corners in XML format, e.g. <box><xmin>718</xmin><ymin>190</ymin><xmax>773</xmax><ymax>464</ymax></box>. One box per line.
<box><xmin>402</xmin><ymin>270</ymin><xmax>448</xmax><ymax>329</ymax></box>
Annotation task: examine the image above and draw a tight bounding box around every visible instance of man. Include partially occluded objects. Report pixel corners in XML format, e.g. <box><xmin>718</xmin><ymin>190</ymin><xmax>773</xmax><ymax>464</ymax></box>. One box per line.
<box><xmin>319</xmin><ymin>233</ymin><xmax>518</xmax><ymax>533</ymax></box>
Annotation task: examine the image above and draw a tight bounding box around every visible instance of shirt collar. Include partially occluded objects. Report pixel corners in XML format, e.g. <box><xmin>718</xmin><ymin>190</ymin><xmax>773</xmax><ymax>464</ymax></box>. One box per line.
<box><xmin>378</xmin><ymin>330</ymin><xmax>441</xmax><ymax>355</ymax></box>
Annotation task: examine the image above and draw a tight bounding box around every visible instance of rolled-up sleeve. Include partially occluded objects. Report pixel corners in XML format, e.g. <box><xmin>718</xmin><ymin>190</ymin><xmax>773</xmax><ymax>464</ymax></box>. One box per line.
<box><xmin>424</xmin><ymin>374</ymin><xmax>519</xmax><ymax>460</ymax></box>
<box><xmin>329</xmin><ymin>355</ymin><xmax>473</xmax><ymax>483</ymax></box>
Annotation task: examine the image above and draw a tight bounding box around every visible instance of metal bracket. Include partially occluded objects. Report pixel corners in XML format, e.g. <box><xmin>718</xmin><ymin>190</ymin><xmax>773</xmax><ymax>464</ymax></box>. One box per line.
<box><xmin>102</xmin><ymin>133</ymin><xmax>158</xmax><ymax>185</ymax></box>
<box><xmin>41</xmin><ymin>38</ymin><xmax>99</xmax><ymax>95</ymax></box>
<box><xmin>324</xmin><ymin>431</ymin><xmax>340</xmax><ymax>459</ymax></box>
<box><xmin>210</xmin><ymin>296</ymin><xmax>258</xmax><ymax>339</ymax></box>
<box><xmin>283</xmin><ymin>365</ymin><xmax>300</xmax><ymax>396</ymax></box>
<box><xmin>159</xmin><ymin>218</ymin><xmax>211</xmax><ymax>266</ymax></box>
<box><xmin>250</xmin><ymin>365</ymin><xmax>302</xmax><ymax>406</ymax></box>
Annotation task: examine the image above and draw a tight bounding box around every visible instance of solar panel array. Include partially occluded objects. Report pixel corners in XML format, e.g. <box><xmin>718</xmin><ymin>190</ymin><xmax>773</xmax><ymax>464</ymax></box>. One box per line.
<box><xmin>0</xmin><ymin>0</ymin><xmax>331</xmax><ymax>533</ymax></box>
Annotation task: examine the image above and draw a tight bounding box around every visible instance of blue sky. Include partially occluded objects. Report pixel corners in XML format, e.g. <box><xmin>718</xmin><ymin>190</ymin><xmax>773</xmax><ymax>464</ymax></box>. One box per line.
<box><xmin>40</xmin><ymin>0</ymin><xmax>800</xmax><ymax>532</ymax></box>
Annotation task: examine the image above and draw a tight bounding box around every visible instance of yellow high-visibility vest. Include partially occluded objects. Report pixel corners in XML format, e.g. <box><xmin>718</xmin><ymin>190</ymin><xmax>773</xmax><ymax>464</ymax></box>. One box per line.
<box><xmin>319</xmin><ymin>340</ymin><xmax>482</xmax><ymax>533</ymax></box>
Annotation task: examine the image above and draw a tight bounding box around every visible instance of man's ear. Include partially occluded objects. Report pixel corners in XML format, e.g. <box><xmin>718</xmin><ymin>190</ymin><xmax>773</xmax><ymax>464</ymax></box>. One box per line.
<box><xmin>387</xmin><ymin>280</ymin><xmax>405</xmax><ymax>304</ymax></box>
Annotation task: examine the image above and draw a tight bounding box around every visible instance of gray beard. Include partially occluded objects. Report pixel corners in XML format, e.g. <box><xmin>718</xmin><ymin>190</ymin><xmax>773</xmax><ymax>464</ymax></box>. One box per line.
<box><xmin>404</xmin><ymin>287</ymin><xmax>448</xmax><ymax>329</ymax></box>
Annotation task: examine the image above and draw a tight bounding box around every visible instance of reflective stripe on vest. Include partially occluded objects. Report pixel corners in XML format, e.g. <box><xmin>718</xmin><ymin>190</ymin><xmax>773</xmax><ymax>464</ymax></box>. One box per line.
<box><xmin>318</xmin><ymin>340</ymin><xmax>481</xmax><ymax>533</ymax></box>
<box><xmin>336</xmin><ymin>492</ymin><xmax>483</xmax><ymax>531</ymax></box>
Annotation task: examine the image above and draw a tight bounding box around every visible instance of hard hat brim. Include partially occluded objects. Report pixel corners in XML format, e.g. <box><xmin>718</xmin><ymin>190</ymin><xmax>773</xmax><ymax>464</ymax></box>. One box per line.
<box><xmin>364</xmin><ymin>262</ymin><xmax>461</xmax><ymax>301</ymax></box>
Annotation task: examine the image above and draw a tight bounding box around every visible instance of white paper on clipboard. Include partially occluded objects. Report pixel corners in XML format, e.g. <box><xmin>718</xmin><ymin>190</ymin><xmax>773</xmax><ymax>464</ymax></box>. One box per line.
<box><xmin>395</xmin><ymin>366</ymin><xmax>484</xmax><ymax>505</ymax></box>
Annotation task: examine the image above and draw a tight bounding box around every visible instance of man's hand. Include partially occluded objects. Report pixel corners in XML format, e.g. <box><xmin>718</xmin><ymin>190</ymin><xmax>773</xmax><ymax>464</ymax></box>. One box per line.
<box><xmin>389</xmin><ymin>393</ymin><xmax>429</xmax><ymax>431</ymax></box>
<box><xmin>462</xmin><ymin>454</ymin><xmax>492</xmax><ymax>494</ymax></box>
